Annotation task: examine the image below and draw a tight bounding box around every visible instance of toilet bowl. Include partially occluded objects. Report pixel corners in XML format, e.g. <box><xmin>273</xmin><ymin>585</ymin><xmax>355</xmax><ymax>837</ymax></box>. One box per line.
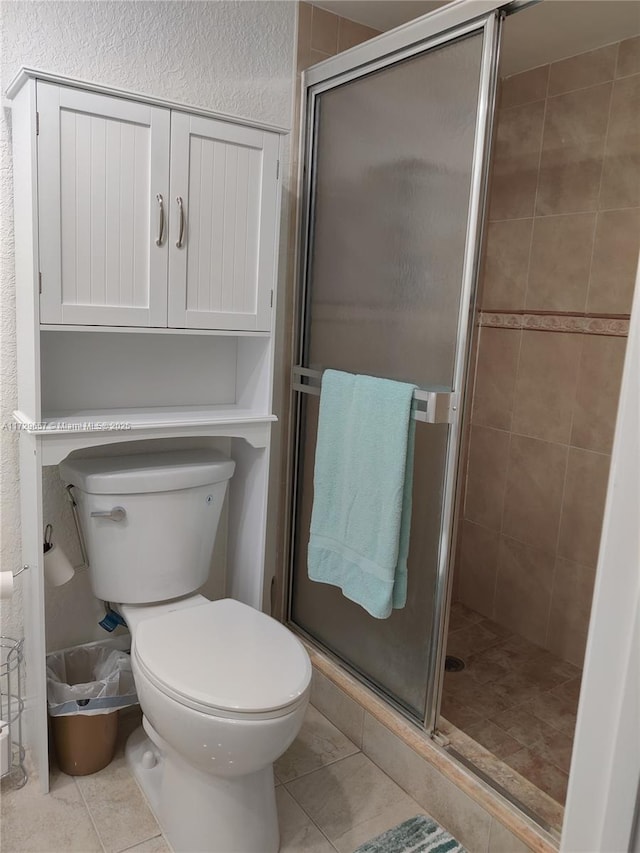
<box><xmin>122</xmin><ymin>596</ymin><xmax>311</xmax><ymax>853</ymax></box>
<box><xmin>59</xmin><ymin>449</ymin><xmax>312</xmax><ymax>852</ymax></box>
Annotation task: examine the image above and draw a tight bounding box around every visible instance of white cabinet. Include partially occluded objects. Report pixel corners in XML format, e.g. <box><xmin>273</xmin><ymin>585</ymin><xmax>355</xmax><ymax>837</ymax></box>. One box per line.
<box><xmin>8</xmin><ymin>68</ymin><xmax>285</xmax><ymax>793</ymax></box>
<box><xmin>168</xmin><ymin>113</ymin><xmax>279</xmax><ymax>331</ymax></box>
<box><xmin>38</xmin><ymin>83</ymin><xmax>171</xmax><ymax>327</ymax></box>
<box><xmin>37</xmin><ymin>84</ymin><xmax>281</xmax><ymax>332</ymax></box>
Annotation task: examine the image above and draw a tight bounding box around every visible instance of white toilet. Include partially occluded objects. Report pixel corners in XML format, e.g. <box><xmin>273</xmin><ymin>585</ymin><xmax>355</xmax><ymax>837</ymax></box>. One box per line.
<box><xmin>59</xmin><ymin>448</ymin><xmax>311</xmax><ymax>853</ymax></box>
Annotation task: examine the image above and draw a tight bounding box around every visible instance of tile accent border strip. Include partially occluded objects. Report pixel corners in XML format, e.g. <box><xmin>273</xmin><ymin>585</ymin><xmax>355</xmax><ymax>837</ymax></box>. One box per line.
<box><xmin>479</xmin><ymin>311</ymin><xmax>630</xmax><ymax>336</ymax></box>
<box><xmin>304</xmin><ymin>642</ymin><xmax>557</xmax><ymax>853</ymax></box>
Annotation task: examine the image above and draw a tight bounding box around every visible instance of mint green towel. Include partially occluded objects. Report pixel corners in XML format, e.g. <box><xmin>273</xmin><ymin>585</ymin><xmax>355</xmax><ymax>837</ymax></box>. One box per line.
<box><xmin>308</xmin><ymin>369</ymin><xmax>416</xmax><ymax>619</ymax></box>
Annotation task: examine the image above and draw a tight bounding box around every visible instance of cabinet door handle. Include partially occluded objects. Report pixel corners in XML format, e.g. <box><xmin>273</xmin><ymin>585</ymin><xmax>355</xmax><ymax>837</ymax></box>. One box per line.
<box><xmin>176</xmin><ymin>196</ymin><xmax>185</xmax><ymax>249</ymax></box>
<box><xmin>155</xmin><ymin>194</ymin><xmax>165</xmax><ymax>246</ymax></box>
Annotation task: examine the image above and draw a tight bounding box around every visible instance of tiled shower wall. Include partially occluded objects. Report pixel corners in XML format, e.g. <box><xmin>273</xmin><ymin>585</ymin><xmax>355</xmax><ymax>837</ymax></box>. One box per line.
<box><xmin>455</xmin><ymin>37</ymin><xmax>640</xmax><ymax>667</ymax></box>
<box><xmin>297</xmin><ymin>2</ymin><xmax>379</xmax><ymax>68</ymax></box>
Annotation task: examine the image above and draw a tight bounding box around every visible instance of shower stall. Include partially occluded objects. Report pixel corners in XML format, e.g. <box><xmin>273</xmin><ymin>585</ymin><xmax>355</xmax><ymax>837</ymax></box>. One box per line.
<box><xmin>286</xmin><ymin>0</ymin><xmax>638</xmax><ymax>834</ymax></box>
<box><xmin>290</xmin><ymin>2</ymin><xmax>500</xmax><ymax>724</ymax></box>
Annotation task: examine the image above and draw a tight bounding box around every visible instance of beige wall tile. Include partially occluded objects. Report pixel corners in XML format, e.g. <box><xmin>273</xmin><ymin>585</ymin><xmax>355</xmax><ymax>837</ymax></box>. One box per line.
<box><xmin>571</xmin><ymin>334</ymin><xmax>627</xmax><ymax>454</ymax></box>
<box><xmin>526</xmin><ymin>212</ymin><xmax>596</xmax><ymax>311</ymax></box>
<box><xmin>337</xmin><ymin>18</ymin><xmax>379</xmax><ymax>52</ymax></box>
<box><xmin>548</xmin><ymin>44</ymin><xmax>617</xmax><ymax>96</ymax></box>
<box><xmin>548</xmin><ymin>557</ymin><xmax>596</xmax><ymax>668</ymax></box>
<box><xmin>558</xmin><ymin>448</ymin><xmax>611</xmax><ymax>567</ymax></box>
<box><xmin>75</xmin><ymin>754</ymin><xmax>161</xmax><ymax>853</ymax></box>
<box><xmin>362</xmin><ymin>714</ymin><xmax>492</xmax><ymax>852</ymax></box>
<box><xmin>511</xmin><ymin>330</ymin><xmax>582</xmax><ymax>444</ymax></box>
<box><xmin>466</xmin><ymin>36</ymin><xmax>636</xmax><ymax>658</ymax></box>
<box><xmin>500</xmin><ymin>66</ymin><xmax>549</xmax><ymax>109</ymax></box>
<box><xmin>489</xmin><ymin>101</ymin><xmax>545</xmax><ymax>221</ymax></box>
<box><xmin>472</xmin><ymin>327</ymin><xmax>521</xmax><ymax>430</ymax></box>
<box><xmin>457</xmin><ymin>521</ymin><xmax>500</xmax><ymax>619</ymax></box>
<box><xmin>297</xmin><ymin>3</ymin><xmax>313</xmax><ymax>69</ymax></box>
<box><xmin>600</xmin><ymin>74</ymin><xmax>640</xmax><ymax>209</ymax></box>
<box><xmin>464</xmin><ymin>426</ymin><xmax>511</xmax><ymax>531</ymax></box>
<box><xmin>536</xmin><ymin>83</ymin><xmax>611</xmax><ymax>215</ymax></box>
<box><xmin>502</xmin><ymin>435</ymin><xmax>568</xmax><ymax>552</ymax></box>
<box><xmin>481</xmin><ymin>219</ymin><xmax>532</xmax><ymax>309</ymax></box>
<box><xmin>616</xmin><ymin>36</ymin><xmax>640</xmax><ymax>78</ymax></box>
<box><xmin>449</xmin><ymin>601</ymin><xmax>483</xmax><ymax>630</ymax></box>
<box><xmin>311</xmin><ymin>668</ymin><xmax>365</xmax><ymax>748</ymax></box>
<box><xmin>299</xmin><ymin>47</ymin><xmax>333</xmax><ymax>71</ymax></box>
<box><xmin>588</xmin><ymin>208</ymin><xmax>640</xmax><ymax>314</ymax></box>
<box><xmin>311</xmin><ymin>5</ymin><xmax>338</xmax><ymax>54</ymax></box>
<box><xmin>494</xmin><ymin>536</ymin><xmax>555</xmax><ymax>646</ymax></box>
<box><xmin>489</xmin><ymin>817</ymin><xmax>534</xmax><ymax>852</ymax></box>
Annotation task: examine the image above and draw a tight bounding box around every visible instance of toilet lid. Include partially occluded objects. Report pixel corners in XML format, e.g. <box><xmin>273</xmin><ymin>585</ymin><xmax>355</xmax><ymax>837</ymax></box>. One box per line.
<box><xmin>134</xmin><ymin>599</ymin><xmax>311</xmax><ymax>716</ymax></box>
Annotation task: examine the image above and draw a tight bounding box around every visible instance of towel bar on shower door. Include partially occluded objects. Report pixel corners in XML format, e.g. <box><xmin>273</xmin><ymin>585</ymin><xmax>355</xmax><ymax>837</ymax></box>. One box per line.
<box><xmin>291</xmin><ymin>366</ymin><xmax>456</xmax><ymax>424</ymax></box>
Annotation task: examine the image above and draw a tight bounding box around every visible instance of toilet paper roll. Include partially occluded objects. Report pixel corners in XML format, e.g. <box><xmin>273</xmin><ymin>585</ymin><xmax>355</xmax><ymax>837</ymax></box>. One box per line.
<box><xmin>0</xmin><ymin>572</ymin><xmax>13</xmax><ymax>600</ymax></box>
<box><xmin>44</xmin><ymin>544</ymin><xmax>75</xmax><ymax>587</ymax></box>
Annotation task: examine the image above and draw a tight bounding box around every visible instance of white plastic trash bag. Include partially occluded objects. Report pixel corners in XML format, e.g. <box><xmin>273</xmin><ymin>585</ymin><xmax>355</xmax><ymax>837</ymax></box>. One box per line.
<box><xmin>47</xmin><ymin>645</ymin><xmax>137</xmax><ymax>717</ymax></box>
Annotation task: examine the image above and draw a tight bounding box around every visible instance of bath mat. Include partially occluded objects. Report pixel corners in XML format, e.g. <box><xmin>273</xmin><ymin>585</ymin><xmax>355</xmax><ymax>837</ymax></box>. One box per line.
<box><xmin>354</xmin><ymin>815</ymin><xmax>466</xmax><ymax>853</ymax></box>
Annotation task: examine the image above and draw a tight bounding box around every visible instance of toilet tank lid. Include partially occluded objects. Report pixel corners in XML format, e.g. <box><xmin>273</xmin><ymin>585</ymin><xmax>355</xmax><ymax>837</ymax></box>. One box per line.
<box><xmin>59</xmin><ymin>449</ymin><xmax>235</xmax><ymax>494</ymax></box>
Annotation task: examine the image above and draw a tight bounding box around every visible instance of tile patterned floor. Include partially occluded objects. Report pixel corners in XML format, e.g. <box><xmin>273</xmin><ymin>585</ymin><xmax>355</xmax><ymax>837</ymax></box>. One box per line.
<box><xmin>441</xmin><ymin>602</ymin><xmax>582</xmax><ymax>831</ymax></box>
<box><xmin>0</xmin><ymin>705</ymin><xmax>431</xmax><ymax>853</ymax></box>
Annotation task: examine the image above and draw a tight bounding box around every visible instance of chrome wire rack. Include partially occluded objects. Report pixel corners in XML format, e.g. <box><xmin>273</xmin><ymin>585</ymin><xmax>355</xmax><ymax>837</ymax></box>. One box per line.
<box><xmin>0</xmin><ymin>637</ymin><xmax>27</xmax><ymax>789</ymax></box>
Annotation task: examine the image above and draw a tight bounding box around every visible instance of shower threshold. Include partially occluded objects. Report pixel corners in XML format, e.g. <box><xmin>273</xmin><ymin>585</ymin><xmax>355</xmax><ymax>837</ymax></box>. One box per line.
<box><xmin>436</xmin><ymin>717</ymin><xmax>564</xmax><ymax>842</ymax></box>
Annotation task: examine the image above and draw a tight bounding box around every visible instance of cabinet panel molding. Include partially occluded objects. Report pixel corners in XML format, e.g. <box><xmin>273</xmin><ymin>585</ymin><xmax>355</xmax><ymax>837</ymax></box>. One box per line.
<box><xmin>37</xmin><ymin>83</ymin><xmax>170</xmax><ymax>326</ymax></box>
<box><xmin>168</xmin><ymin>112</ymin><xmax>279</xmax><ymax>332</ymax></box>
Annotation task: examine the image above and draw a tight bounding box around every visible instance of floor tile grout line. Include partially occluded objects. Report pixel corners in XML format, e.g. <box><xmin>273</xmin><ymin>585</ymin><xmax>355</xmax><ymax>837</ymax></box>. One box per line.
<box><xmin>281</xmin><ymin>744</ymin><xmax>362</xmax><ymax>786</ymax></box>
<box><xmin>76</xmin><ymin>770</ymin><xmax>164</xmax><ymax>853</ymax></box>
<box><xmin>119</xmin><ymin>834</ymin><xmax>165</xmax><ymax>853</ymax></box>
<box><xmin>72</xmin><ymin>775</ymin><xmax>108</xmax><ymax>853</ymax></box>
<box><xmin>583</xmin><ymin>71</ymin><xmax>616</xmax><ymax>314</ymax></box>
<box><xmin>281</xmin><ymin>774</ymin><xmax>342</xmax><ymax>851</ymax></box>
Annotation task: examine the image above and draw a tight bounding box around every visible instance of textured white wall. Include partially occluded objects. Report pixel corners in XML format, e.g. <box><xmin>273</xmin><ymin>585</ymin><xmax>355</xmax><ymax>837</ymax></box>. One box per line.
<box><xmin>0</xmin><ymin>1</ymin><xmax>296</xmax><ymax>642</ymax></box>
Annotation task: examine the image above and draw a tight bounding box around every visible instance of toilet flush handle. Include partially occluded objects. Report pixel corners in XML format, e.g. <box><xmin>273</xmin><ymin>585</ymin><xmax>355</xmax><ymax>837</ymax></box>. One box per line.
<box><xmin>90</xmin><ymin>506</ymin><xmax>126</xmax><ymax>522</ymax></box>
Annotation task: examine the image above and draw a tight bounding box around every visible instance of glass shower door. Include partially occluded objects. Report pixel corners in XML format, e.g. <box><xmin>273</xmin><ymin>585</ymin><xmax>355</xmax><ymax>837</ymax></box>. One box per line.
<box><xmin>289</xmin><ymin>13</ymin><xmax>501</xmax><ymax>725</ymax></box>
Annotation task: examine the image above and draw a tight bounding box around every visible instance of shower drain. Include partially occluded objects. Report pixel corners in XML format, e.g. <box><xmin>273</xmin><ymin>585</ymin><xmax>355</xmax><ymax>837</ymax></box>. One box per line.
<box><xmin>445</xmin><ymin>655</ymin><xmax>465</xmax><ymax>672</ymax></box>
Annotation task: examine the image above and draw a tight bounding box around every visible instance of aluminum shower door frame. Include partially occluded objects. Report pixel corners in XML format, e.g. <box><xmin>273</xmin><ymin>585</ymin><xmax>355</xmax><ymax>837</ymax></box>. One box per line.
<box><xmin>287</xmin><ymin>0</ymin><xmax>505</xmax><ymax>733</ymax></box>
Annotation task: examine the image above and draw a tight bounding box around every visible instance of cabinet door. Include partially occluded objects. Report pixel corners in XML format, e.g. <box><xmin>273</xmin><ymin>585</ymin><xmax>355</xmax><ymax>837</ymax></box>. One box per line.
<box><xmin>37</xmin><ymin>83</ymin><xmax>170</xmax><ymax>326</ymax></box>
<box><xmin>168</xmin><ymin>113</ymin><xmax>280</xmax><ymax>331</ymax></box>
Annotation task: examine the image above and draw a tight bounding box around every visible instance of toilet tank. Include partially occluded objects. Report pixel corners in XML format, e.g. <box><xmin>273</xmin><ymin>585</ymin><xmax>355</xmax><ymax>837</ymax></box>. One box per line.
<box><xmin>59</xmin><ymin>449</ymin><xmax>235</xmax><ymax>604</ymax></box>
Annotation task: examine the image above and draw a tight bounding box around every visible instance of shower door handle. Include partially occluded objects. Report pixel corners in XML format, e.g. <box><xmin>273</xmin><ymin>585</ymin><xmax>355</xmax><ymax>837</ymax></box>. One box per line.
<box><xmin>90</xmin><ymin>507</ymin><xmax>127</xmax><ymax>522</ymax></box>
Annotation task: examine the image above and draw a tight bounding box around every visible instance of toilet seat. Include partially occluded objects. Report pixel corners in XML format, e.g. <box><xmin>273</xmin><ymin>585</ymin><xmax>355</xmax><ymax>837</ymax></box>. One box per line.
<box><xmin>133</xmin><ymin>598</ymin><xmax>311</xmax><ymax>720</ymax></box>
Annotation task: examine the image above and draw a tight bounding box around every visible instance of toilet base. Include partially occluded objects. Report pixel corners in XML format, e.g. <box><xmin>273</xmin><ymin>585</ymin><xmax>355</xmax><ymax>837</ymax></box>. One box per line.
<box><xmin>126</xmin><ymin>724</ymin><xmax>279</xmax><ymax>853</ymax></box>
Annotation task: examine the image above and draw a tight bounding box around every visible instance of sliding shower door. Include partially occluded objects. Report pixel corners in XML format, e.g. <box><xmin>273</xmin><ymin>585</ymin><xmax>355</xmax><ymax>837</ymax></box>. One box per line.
<box><xmin>289</xmin><ymin>11</ymin><xmax>501</xmax><ymax>725</ymax></box>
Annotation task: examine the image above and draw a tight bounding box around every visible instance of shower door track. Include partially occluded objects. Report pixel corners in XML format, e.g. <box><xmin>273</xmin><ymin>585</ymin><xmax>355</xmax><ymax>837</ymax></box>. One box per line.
<box><xmin>286</xmin><ymin>0</ymin><xmax>534</xmax><ymax>736</ymax></box>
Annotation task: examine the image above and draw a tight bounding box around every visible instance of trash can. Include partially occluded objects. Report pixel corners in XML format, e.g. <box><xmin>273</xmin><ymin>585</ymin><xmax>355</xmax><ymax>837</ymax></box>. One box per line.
<box><xmin>46</xmin><ymin>643</ymin><xmax>137</xmax><ymax>776</ymax></box>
